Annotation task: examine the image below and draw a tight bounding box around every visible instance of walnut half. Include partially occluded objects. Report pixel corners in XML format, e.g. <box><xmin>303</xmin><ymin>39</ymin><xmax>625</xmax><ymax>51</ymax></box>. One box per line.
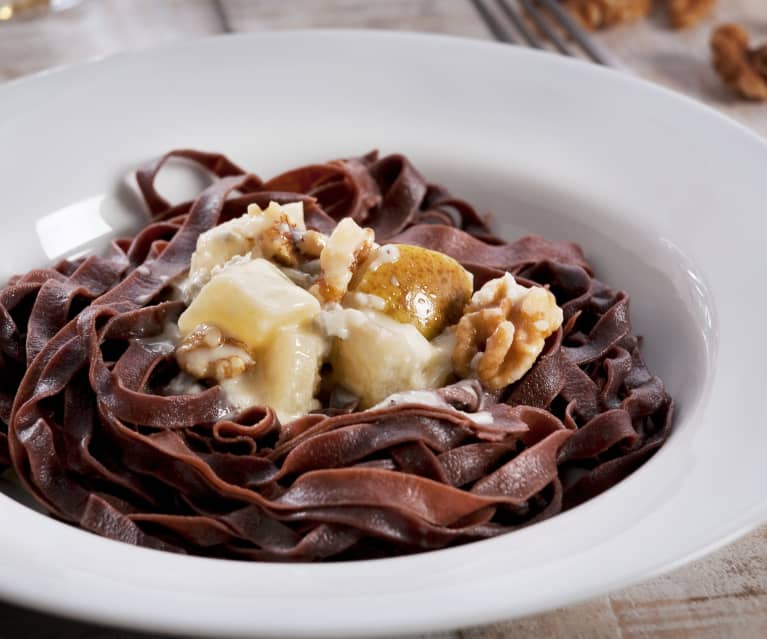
<box><xmin>453</xmin><ymin>274</ymin><xmax>563</xmax><ymax>391</ymax></box>
<box><xmin>711</xmin><ymin>24</ymin><xmax>767</xmax><ymax>101</ymax></box>
<box><xmin>564</xmin><ymin>0</ymin><xmax>651</xmax><ymax>31</ymax></box>
<box><xmin>667</xmin><ymin>0</ymin><xmax>716</xmax><ymax>30</ymax></box>
<box><xmin>176</xmin><ymin>324</ymin><xmax>254</xmax><ymax>382</ymax></box>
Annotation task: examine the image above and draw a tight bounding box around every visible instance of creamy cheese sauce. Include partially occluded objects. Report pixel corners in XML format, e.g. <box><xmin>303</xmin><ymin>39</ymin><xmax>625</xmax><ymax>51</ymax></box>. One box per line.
<box><xmin>137</xmin><ymin>322</ymin><xmax>180</xmax><ymax>355</ymax></box>
<box><xmin>345</xmin><ymin>291</ymin><xmax>387</xmax><ymax>311</ymax></box>
<box><xmin>179</xmin><ymin>342</ymin><xmax>253</xmax><ymax>377</ymax></box>
<box><xmin>366</xmin><ymin>244</ymin><xmax>400</xmax><ymax>271</ymax></box>
<box><xmin>164</xmin><ymin>373</ymin><xmax>205</xmax><ymax>396</ymax></box>
<box><xmin>170</xmin><ymin>202</ymin><xmax>555</xmax><ymax>425</ymax></box>
<box><xmin>315</xmin><ymin>304</ymin><xmax>366</xmax><ymax>340</ymax></box>
<box><xmin>372</xmin><ymin>389</ymin><xmax>494</xmax><ymax>425</ymax></box>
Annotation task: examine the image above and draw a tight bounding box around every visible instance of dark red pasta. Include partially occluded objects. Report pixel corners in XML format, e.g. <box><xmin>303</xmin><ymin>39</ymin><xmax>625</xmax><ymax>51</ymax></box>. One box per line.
<box><xmin>0</xmin><ymin>150</ymin><xmax>672</xmax><ymax>561</ymax></box>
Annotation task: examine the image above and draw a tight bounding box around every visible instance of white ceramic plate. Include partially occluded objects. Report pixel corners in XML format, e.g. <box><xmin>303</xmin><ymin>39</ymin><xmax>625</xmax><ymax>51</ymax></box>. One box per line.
<box><xmin>0</xmin><ymin>31</ymin><xmax>765</xmax><ymax>638</ymax></box>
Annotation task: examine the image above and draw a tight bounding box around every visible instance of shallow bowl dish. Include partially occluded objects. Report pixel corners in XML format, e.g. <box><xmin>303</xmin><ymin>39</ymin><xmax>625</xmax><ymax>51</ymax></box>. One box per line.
<box><xmin>0</xmin><ymin>30</ymin><xmax>766</xmax><ymax>638</ymax></box>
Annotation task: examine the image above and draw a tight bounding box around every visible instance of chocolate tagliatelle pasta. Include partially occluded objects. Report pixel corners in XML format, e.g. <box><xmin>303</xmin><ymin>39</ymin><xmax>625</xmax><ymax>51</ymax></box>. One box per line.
<box><xmin>0</xmin><ymin>150</ymin><xmax>672</xmax><ymax>561</ymax></box>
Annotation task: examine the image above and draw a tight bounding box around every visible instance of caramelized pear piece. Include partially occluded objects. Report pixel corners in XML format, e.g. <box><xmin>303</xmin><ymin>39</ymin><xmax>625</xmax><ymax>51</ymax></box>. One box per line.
<box><xmin>350</xmin><ymin>244</ymin><xmax>473</xmax><ymax>339</ymax></box>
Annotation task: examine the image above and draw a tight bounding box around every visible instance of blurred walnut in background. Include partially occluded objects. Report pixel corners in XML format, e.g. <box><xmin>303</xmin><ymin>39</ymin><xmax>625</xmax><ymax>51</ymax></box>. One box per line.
<box><xmin>711</xmin><ymin>24</ymin><xmax>767</xmax><ymax>101</ymax></box>
<box><xmin>559</xmin><ymin>1</ymin><xmax>767</xmax><ymax>103</ymax></box>
<box><xmin>563</xmin><ymin>0</ymin><xmax>651</xmax><ymax>31</ymax></box>
<box><xmin>666</xmin><ymin>0</ymin><xmax>716</xmax><ymax>30</ymax></box>
<box><xmin>562</xmin><ymin>0</ymin><xmax>717</xmax><ymax>31</ymax></box>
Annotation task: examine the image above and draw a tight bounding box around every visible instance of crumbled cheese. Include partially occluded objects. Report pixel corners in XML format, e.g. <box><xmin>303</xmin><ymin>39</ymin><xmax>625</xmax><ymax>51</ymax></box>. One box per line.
<box><xmin>312</xmin><ymin>218</ymin><xmax>374</xmax><ymax>303</ymax></box>
<box><xmin>188</xmin><ymin>201</ymin><xmax>311</xmax><ymax>293</ymax></box>
<box><xmin>469</xmin><ymin>411</ymin><xmax>494</xmax><ymax>425</ymax></box>
<box><xmin>366</xmin><ymin>244</ymin><xmax>400</xmax><ymax>272</ymax></box>
<box><xmin>210</xmin><ymin>253</ymin><xmax>253</xmax><ymax>279</ymax></box>
<box><xmin>252</xmin><ymin>200</ymin><xmax>305</xmax><ymax>228</ymax></box>
<box><xmin>372</xmin><ymin>389</ymin><xmax>451</xmax><ymax>410</ymax></box>
<box><xmin>315</xmin><ymin>304</ymin><xmax>367</xmax><ymax>340</ymax></box>
<box><xmin>280</xmin><ymin>266</ymin><xmax>316</xmax><ymax>289</ymax></box>
<box><xmin>176</xmin><ymin>202</ymin><xmax>502</xmax><ymax>424</ymax></box>
<box><xmin>137</xmin><ymin>322</ymin><xmax>180</xmax><ymax>355</ymax></box>
<box><xmin>371</xmin><ymin>388</ymin><xmax>494</xmax><ymax>426</ymax></box>
<box><xmin>165</xmin><ymin>373</ymin><xmax>205</xmax><ymax>396</ymax></box>
<box><xmin>344</xmin><ymin>291</ymin><xmax>387</xmax><ymax>311</ymax></box>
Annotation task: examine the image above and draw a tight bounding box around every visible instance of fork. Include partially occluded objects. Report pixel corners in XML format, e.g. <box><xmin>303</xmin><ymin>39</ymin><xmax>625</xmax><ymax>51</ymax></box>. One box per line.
<box><xmin>471</xmin><ymin>0</ymin><xmax>623</xmax><ymax>68</ymax></box>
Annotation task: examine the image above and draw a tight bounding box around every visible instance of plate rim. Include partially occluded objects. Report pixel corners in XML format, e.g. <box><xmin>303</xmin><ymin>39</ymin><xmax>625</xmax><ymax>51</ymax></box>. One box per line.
<box><xmin>1</xmin><ymin>28</ymin><xmax>766</xmax><ymax>637</ymax></box>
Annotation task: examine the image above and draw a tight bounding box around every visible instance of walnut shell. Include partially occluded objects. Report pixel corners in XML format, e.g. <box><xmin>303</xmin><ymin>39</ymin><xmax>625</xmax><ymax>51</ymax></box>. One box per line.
<box><xmin>711</xmin><ymin>24</ymin><xmax>767</xmax><ymax>101</ymax></box>
<box><xmin>176</xmin><ymin>324</ymin><xmax>254</xmax><ymax>381</ymax></box>
<box><xmin>564</xmin><ymin>0</ymin><xmax>651</xmax><ymax>31</ymax></box>
<box><xmin>453</xmin><ymin>274</ymin><xmax>562</xmax><ymax>391</ymax></box>
<box><xmin>667</xmin><ymin>0</ymin><xmax>716</xmax><ymax>30</ymax></box>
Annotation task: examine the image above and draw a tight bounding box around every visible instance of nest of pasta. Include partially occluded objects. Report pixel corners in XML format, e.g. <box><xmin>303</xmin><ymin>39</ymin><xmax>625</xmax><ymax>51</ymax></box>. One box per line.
<box><xmin>0</xmin><ymin>150</ymin><xmax>672</xmax><ymax>561</ymax></box>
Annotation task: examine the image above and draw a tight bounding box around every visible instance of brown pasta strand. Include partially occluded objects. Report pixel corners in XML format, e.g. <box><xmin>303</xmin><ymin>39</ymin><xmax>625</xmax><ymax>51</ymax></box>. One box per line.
<box><xmin>0</xmin><ymin>150</ymin><xmax>672</xmax><ymax>561</ymax></box>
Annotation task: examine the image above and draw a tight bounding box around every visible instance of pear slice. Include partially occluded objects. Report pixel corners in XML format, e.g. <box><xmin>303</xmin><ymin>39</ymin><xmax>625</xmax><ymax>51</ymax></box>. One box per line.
<box><xmin>221</xmin><ymin>325</ymin><xmax>327</xmax><ymax>423</ymax></box>
<box><xmin>349</xmin><ymin>244</ymin><xmax>473</xmax><ymax>339</ymax></box>
<box><xmin>178</xmin><ymin>258</ymin><xmax>320</xmax><ymax>350</ymax></box>
<box><xmin>328</xmin><ymin>308</ymin><xmax>455</xmax><ymax>408</ymax></box>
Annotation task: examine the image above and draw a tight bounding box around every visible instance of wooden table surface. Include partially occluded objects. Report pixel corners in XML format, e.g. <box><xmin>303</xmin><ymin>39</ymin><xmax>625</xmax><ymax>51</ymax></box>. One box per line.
<box><xmin>1</xmin><ymin>1</ymin><xmax>765</xmax><ymax>638</ymax></box>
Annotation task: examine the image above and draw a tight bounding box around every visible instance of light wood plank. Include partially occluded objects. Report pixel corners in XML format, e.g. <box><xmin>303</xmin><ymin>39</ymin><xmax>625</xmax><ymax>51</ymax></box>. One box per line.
<box><xmin>217</xmin><ymin>0</ymin><xmax>767</xmax><ymax>137</ymax></box>
<box><xmin>2</xmin><ymin>527</ymin><xmax>764</xmax><ymax>638</ymax></box>
<box><xmin>608</xmin><ymin>525</ymin><xmax>767</xmax><ymax>639</ymax></box>
<box><xmin>0</xmin><ymin>596</ymin><xmax>460</xmax><ymax>639</ymax></box>
<box><xmin>0</xmin><ymin>0</ymin><xmax>222</xmax><ymax>81</ymax></box>
<box><xmin>218</xmin><ymin>0</ymin><xmax>491</xmax><ymax>38</ymax></box>
<box><xmin>458</xmin><ymin>526</ymin><xmax>767</xmax><ymax>639</ymax></box>
<box><xmin>460</xmin><ymin>598</ymin><xmax>620</xmax><ymax>638</ymax></box>
<box><xmin>1</xmin><ymin>1</ymin><xmax>767</xmax><ymax>638</ymax></box>
<box><xmin>593</xmin><ymin>0</ymin><xmax>767</xmax><ymax>136</ymax></box>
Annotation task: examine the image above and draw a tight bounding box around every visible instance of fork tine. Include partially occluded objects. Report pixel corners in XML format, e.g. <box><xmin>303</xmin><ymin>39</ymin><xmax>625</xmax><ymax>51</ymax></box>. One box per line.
<box><xmin>537</xmin><ymin>0</ymin><xmax>617</xmax><ymax>66</ymax></box>
<box><xmin>471</xmin><ymin>0</ymin><xmax>516</xmax><ymax>43</ymax></box>
<box><xmin>518</xmin><ymin>0</ymin><xmax>572</xmax><ymax>56</ymax></box>
<box><xmin>497</xmin><ymin>0</ymin><xmax>542</xmax><ymax>48</ymax></box>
